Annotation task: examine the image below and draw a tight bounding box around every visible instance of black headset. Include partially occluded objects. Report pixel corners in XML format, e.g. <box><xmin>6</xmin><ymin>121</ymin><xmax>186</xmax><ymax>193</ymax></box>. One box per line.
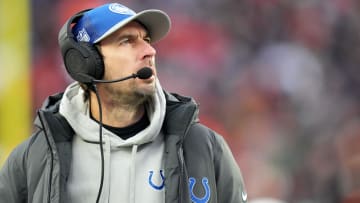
<box><xmin>58</xmin><ymin>8</ymin><xmax>104</xmax><ymax>84</ymax></box>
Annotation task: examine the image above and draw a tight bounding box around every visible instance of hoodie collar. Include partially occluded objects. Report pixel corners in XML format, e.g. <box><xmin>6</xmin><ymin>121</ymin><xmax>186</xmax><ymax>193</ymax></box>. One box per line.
<box><xmin>58</xmin><ymin>80</ymin><xmax>166</xmax><ymax>147</ymax></box>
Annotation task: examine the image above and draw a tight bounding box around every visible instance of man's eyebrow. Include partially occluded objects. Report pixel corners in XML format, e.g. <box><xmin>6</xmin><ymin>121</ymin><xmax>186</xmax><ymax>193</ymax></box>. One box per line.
<box><xmin>116</xmin><ymin>33</ymin><xmax>135</xmax><ymax>41</ymax></box>
<box><xmin>109</xmin><ymin>33</ymin><xmax>132</xmax><ymax>44</ymax></box>
<box><xmin>115</xmin><ymin>32</ymin><xmax>150</xmax><ymax>42</ymax></box>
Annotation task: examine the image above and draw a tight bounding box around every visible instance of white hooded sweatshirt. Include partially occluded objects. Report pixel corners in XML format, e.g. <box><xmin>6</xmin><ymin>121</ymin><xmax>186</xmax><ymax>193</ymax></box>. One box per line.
<box><xmin>59</xmin><ymin>80</ymin><xmax>166</xmax><ymax>203</ymax></box>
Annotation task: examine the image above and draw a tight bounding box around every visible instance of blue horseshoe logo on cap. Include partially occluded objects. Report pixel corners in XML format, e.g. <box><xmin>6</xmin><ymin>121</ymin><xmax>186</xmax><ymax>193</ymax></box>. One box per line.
<box><xmin>189</xmin><ymin>177</ymin><xmax>211</xmax><ymax>203</ymax></box>
<box><xmin>148</xmin><ymin>170</ymin><xmax>165</xmax><ymax>190</ymax></box>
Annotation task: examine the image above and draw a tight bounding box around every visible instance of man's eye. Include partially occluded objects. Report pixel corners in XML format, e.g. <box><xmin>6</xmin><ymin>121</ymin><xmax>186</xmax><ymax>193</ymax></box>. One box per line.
<box><xmin>144</xmin><ymin>37</ymin><xmax>151</xmax><ymax>43</ymax></box>
<box><xmin>119</xmin><ymin>38</ymin><xmax>130</xmax><ymax>45</ymax></box>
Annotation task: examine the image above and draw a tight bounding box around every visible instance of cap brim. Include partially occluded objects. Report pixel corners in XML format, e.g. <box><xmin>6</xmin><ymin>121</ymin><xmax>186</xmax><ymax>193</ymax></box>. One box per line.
<box><xmin>94</xmin><ymin>9</ymin><xmax>171</xmax><ymax>44</ymax></box>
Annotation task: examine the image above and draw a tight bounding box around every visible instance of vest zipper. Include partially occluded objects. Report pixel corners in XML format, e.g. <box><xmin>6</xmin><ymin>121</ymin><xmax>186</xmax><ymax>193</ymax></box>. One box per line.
<box><xmin>178</xmin><ymin>103</ymin><xmax>199</xmax><ymax>203</ymax></box>
<box><xmin>38</xmin><ymin>111</ymin><xmax>54</xmax><ymax>203</ymax></box>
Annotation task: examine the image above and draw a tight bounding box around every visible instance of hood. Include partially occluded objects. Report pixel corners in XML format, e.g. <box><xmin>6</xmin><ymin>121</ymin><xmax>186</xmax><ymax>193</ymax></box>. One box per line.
<box><xmin>34</xmin><ymin>92</ymin><xmax>64</xmax><ymax>128</ymax></box>
<box><xmin>58</xmin><ymin>80</ymin><xmax>166</xmax><ymax>148</ymax></box>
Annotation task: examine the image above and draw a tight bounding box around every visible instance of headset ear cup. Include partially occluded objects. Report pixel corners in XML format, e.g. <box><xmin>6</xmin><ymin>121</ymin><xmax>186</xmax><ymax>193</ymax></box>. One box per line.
<box><xmin>62</xmin><ymin>39</ymin><xmax>104</xmax><ymax>83</ymax></box>
<box><xmin>80</xmin><ymin>42</ymin><xmax>105</xmax><ymax>80</ymax></box>
<box><xmin>77</xmin><ymin>42</ymin><xmax>104</xmax><ymax>80</ymax></box>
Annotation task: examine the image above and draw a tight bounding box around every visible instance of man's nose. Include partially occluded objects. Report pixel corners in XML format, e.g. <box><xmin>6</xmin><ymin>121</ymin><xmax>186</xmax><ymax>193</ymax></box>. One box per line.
<box><xmin>141</xmin><ymin>40</ymin><xmax>157</xmax><ymax>59</ymax></box>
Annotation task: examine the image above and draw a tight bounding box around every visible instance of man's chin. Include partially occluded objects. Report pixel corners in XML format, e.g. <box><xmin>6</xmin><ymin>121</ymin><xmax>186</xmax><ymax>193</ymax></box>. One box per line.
<box><xmin>139</xmin><ymin>82</ymin><xmax>156</xmax><ymax>95</ymax></box>
<box><xmin>137</xmin><ymin>88</ymin><xmax>155</xmax><ymax>98</ymax></box>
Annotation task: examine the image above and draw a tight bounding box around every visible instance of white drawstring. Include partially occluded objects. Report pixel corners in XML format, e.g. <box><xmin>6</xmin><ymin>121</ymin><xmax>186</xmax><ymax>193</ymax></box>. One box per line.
<box><xmin>129</xmin><ymin>144</ymin><xmax>138</xmax><ymax>203</ymax></box>
<box><xmin>104</xmin><ymin>137</ymin><xmax>111</xmax><ymax>203</ymax></box>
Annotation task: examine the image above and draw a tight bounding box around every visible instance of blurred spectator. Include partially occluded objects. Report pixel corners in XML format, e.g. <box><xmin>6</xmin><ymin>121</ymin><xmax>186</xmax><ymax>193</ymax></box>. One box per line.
<box><xmin>336</xmin><ymin>120</ymin><xmax>360</xmax><ymax>202</ymax></box>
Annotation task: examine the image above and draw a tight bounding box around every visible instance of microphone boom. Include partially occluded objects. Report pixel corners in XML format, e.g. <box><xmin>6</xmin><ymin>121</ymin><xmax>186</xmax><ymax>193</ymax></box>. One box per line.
<box><xmin>92</xmin><ymin>67</ymin><xmax>153</xmax><ymax>83</ymax></box>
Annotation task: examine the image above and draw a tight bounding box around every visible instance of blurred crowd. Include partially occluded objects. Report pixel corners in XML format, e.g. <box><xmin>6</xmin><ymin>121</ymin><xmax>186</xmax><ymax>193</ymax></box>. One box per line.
<box><xmin>31</xmin><ymin>0</ymin><xmax>360</xmax><ymax>202</ymax></box>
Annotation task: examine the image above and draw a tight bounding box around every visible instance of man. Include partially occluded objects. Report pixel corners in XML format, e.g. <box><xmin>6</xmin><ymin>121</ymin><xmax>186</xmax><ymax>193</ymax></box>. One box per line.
<box><xmin>0</xmin><ymin>3</ymin><xmax>247</xmax><ymax>203</ymax></box>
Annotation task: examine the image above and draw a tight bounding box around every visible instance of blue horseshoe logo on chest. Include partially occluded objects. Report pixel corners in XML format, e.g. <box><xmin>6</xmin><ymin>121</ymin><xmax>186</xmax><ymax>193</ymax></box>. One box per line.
<box><xmin>148</xmin><ymin>170</ymin><xmax>165</xmax><ymax>190</ymax></box>
<box><xmin>189</xmin><ymin>177</ymin><xmax>211</xmax><ymax>203</ymax></box>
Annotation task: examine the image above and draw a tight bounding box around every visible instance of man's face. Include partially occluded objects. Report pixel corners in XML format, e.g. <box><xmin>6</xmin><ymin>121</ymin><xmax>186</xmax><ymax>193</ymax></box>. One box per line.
<box><xmin>97</xmin><ymin>21</ymin><xmax>157</xmax><ymax>103</ymax></box>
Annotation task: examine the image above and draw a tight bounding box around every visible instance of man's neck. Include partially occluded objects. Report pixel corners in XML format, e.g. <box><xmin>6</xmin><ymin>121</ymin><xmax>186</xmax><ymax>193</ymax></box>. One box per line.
<box><xmin>89</xmin><ymin>93</ymin><xmax>145</xmax><ymax>128</ymax></box>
